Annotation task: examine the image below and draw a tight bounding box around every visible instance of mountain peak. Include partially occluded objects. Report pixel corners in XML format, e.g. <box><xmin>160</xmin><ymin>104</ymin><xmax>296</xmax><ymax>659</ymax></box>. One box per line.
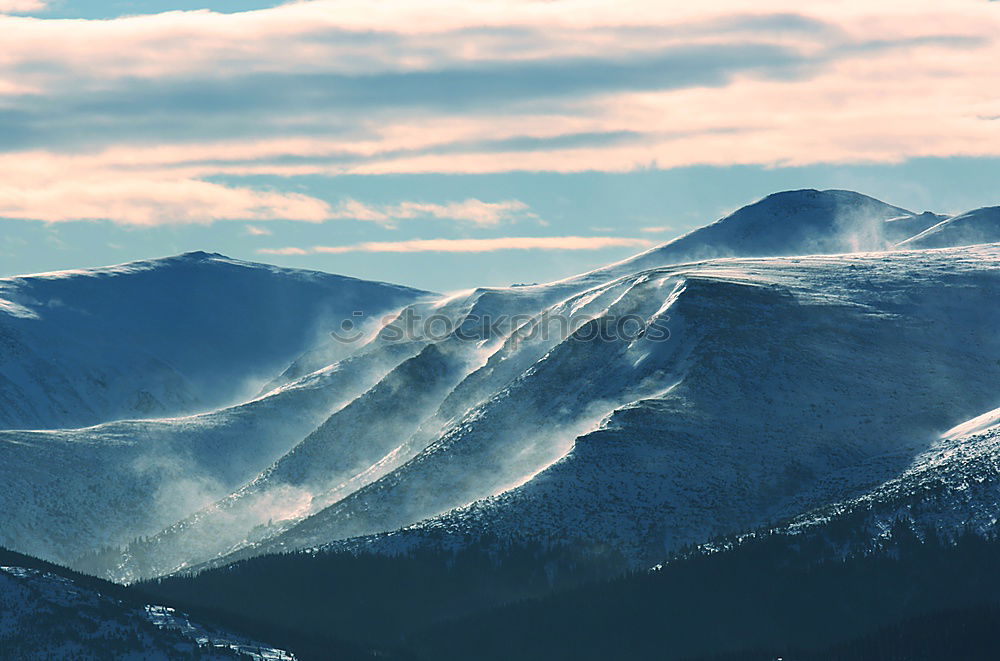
<box><xmin>174</xmin><ymin>250</ymin><xmax>228</xmax><ymax>262</ymax></box>
<box><xmin>570</xmin><ymin>189</ymin><xmax>921</xmax><ymax>285</ymax></box>
<box><xmin>762</xmin><ymin>188</ymin><xmax>840</xmax><ymax>200</ymax></box>
<box><xmin>747</xmin><ymin>188</ymin><xmax>908</xmax><ymax>213</ymax></box>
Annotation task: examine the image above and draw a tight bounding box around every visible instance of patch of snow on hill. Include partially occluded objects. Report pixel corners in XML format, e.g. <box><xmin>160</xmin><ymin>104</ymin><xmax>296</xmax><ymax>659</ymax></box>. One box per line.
<box><xmin>0</xmin><ymin>566</ymin><xmax>293</xmax><ymax>659</ymax></box>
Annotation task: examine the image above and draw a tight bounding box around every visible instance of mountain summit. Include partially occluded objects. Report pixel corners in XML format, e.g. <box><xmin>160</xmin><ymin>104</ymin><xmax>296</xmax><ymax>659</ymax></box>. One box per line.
<box><xmin>570</xmin><ymin>190</ymin><xmax>936</xmax><ymax>287</ymax></box>
<box><xmin>0</xmin><ymin>253</ymin><xmax>429</xmax><ymax>429</ymax></box>
<box><xmin>648</xmin><ymin>188</ymin><xmax>923</xmax><ymax>257</ymax></box>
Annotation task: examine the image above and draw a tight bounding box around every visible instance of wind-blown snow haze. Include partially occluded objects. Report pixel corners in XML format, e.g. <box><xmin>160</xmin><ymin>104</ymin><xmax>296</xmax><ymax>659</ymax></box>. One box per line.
<box><xmin>2</xmin><ymin>0</ymin><xmax>999</xmax><ymax>657</ymax></box>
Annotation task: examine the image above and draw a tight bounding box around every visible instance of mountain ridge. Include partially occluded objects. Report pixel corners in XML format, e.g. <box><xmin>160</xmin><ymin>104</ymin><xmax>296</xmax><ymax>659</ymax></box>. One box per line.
<box><xmin>4</xmin><ymin>188</ymin><xmax>1000</xmax><ymax>587</ymax></box>
<box><xmin>0</xmin><ymin>251</ymin><xmax>430</xmax><ymax>430</ymax></box>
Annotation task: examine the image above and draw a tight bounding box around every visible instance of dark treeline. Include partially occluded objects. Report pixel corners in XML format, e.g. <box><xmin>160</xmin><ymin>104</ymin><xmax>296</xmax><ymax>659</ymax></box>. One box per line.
<box><xmin>407</xmin><ymin>524</ymin><xmax>1000</xmax><ymax>660</ymax></box>
<box><xmin>0</xmin><ymin>545</ymin><xmax>134</xmax><ymax>603</ymax></box>
<box><xmin>9</xmin><ymin>516</ymin><xmax>1000</xmax><ymax>660</ymax></box>
<box><xmin>136</xmin><ymin>517</ymin><xmax>1000</xmax><ymax>660</ymax></box>
<box><xmin>809</xmin><ymin>602</ymin><xmax>1000</xmax><ymax>661</ymax></box>
<box><xmin>134</xmin><ymin>536</ymin><xmax>630</xmax><ymax>658</ymax></box>
<box><xmin>690</xmin><ymin>603</ymin><xmax>1000</xmax><ymax>661</ymax></box>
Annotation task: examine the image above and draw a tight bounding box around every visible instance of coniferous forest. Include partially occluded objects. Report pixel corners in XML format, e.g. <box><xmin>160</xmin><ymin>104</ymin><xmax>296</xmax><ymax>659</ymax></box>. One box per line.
<box><xmin>98</xmin><ymin>518</ymin><xmax>1000</xmax><ymax>660</ymax></box>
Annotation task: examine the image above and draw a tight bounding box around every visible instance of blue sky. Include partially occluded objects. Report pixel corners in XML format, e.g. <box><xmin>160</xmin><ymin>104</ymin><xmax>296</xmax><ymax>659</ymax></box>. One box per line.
<box><xmin>1</xmin><ymin>1</ymin><xmax>998</xmax><ymax>291</ymax></box>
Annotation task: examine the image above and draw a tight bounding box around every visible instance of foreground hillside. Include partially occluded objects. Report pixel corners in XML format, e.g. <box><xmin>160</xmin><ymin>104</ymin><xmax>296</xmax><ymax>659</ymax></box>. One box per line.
<box><xmin>0</xmin><ymin>546</ymin><xmax>298</xmax><ymax>660</ymax></box>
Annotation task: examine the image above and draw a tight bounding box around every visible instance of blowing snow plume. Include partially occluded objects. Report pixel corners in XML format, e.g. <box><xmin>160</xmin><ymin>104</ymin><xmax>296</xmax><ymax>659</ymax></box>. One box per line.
<box><xmin>204</xmin><ymin>245</ymin><xmax>1000</xmax><ymax>571</ymax></box>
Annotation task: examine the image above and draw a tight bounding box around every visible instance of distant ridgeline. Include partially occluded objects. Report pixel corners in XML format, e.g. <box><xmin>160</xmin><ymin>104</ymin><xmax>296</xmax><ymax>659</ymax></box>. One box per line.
<box><xmin>126</xmin><ymin>518</ymin><xmax>1000</xmax><ymax>661</ymax></box>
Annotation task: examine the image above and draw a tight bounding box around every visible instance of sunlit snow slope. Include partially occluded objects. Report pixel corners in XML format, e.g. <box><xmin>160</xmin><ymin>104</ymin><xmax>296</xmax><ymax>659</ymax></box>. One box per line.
<box><xmin>206</xmin><ymin>245</ymin><xmax>1000</xmax><ymax>570</ymax></box>
<box><xmin>110</xmin><ymin>194</ymin><xmax>999</xmax><ymax>580</ymax></box>
<box><xmin>3</xmin><ymin>189</ymin><xmax>998</xmax><ymax>583</ymax></box>
<box><xmin>0</xmin><ymin>251</ymin><xmax>428</xmax><ymax>429</ymax></box>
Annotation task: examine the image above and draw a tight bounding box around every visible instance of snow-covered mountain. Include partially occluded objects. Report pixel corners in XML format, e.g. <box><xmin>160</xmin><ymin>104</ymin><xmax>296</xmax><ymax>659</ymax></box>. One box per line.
<box><xmin>105</xmin><ymin>202</ymin><xmax>999</xmax><ymax>579</ymax></box>
<box><xmin>195</xmin><ymin>244</ymin><xmax>1000</xmax><ymax>570</ymax></box>
<box><xmin>3</xmin><ymin>189</ymin><xmax>999</xmax><ymax>585</ymax></box>
<box><xmin>0</xmin><ymin>251</ymin><xmax>429</xmax><ymax>430</ymax></box>
<box><xmin>569</xmin><ymin>189</ymin><xmax>937</xmax><ymax>286</ymax></box>
<box><xmin>0</xmin><ymin>339</ymin><xmax>422</xmax><ymax>566</ymax></box>
<box><xmin>897</xmin><ymin>206</ymin><xmax>1000</xmax><ymax>250</ymax></box>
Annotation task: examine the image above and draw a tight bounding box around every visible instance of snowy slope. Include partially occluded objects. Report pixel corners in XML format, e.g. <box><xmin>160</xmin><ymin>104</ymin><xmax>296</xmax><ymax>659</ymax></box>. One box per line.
<box><xmin>0</xmin><ymin>251</ymin><xmax>428</xmax><ymax>430</ymax></box>
<box><xmin>113</xmin><ymin>266</ymin><xmax>694</xmax><ymax>578</ymax></box>
<box><xmin>118</xmin><ymin>341</ymin><xmax>475</xmax><ymax>579</ymax></box>
<box><xmin>779</xmin><ymin>407</ymin><xmax>1000</xmax><ymax>544</ymax></box>
<box><xmin>896</xmin><ymin>206</ymin><xmax>1000</xmax><ymax>250</ymax></box>
<box><xmin>111</xmin><ymin>277</ymin><xmax>627</xmax><ymax>578</ymax></box>
<box><xmin>266</xmin><ymin>190</ymin><xmax>931</xmax><ymax>391</ymax></box>
<box><xmin>0</xmin><ymin>564</ymin><xmax>293</xmax><ymax>659</ymax></box>
<box><xmin>8</xmin><ymin>190</ymin><xmax>999</xmax><ymax>582</ymax></box>
<box><xmin>0</xmin><ymin>339</ymin><xmax>422</xmax><ymax>568</ymax></box>
<box><xmin>190</xmin><ymin>244</ymin><xmax>1000</xmax><ymax>571</ymax></box>
<box><xmin>100</xmin><ymin>189</ymin><xmax>956</xmax><ymax>579</ymax></box>
<box><xmin>0</xmin><ymin>261</ymin><xmax>585</xmax><ymax>577</ymax></box>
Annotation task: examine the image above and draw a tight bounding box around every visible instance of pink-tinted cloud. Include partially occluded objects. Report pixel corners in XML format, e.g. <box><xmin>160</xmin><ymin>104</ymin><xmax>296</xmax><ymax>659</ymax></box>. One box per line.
<box><xmin>0</xmin><ymin>0</ymin><xmax>44</xmax><ymax>13</ymax></box>
<box><xmin>0</xmin><ymin>148</ymin><xmax>532</xmax><ymax>226</ymax></box>
<box><xmin>260</xmin><ymin>236</ymin><xmax>655</xmax><ymax>255</ymax></box>
<box><xmin>0</xmin><ymin>177</ymin><xmax>332</xmax><ymax>225</ymax></box>
<box><xmin>259</xmin><ymin>246</ymin><xmax>309</xmax><ymax>256</ymax></box>
<box><xmin>0</xmin><ymin>1</ymin><xmax>997</xmax><ymax>226</ymax></box>
<box><xmin>330</xmin><ymin>198</ymin><xmax>532</xmax><ymax>227</ymax></box>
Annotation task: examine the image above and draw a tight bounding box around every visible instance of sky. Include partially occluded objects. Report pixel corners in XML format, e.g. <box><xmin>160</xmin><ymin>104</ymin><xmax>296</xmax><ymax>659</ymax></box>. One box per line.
<box><xmin>0</xmin><ymin>1</ymin><xmax>998</xmax><ymax>292</ymax></box>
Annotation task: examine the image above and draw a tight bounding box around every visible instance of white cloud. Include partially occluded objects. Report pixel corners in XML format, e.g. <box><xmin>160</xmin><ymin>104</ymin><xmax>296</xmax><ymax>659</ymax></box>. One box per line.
<box><xmin>0</xmin><ymin>146</ymin><xmax>533</xmax><ymax>226</ymax></box>
<box><xmin>260</xmin><ymin>246</ymin><xmax>309</xmax><ymax>256</ymax></box>
<box><xmin>0</xmin><ymin>0</ymin><xmax>45</xmax><ymax>13</ymax></box>
<box><xmin>330</xmin><ymin>198</ymin><xmax>531</xmax><ymax>227</ymax></box>
<box><xmin>259</xmin><ymin>236</ymin><xmax>654</xmax><ymax>254</ymax></box>
<box><xmin>0</xmin><ymin>177</ymin><xmax>332</xmax><ymax>225</ymax></box>
<box><xmin>0</xmin><ymin>0</ymin><xmax>997</xmax><ymax>225</ymax></box>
